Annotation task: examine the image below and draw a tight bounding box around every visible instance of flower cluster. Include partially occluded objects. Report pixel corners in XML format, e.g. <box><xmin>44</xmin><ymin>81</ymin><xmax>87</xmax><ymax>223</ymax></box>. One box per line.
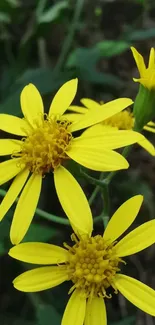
<box><xmin>0</xmin><ymin>47</ymin><xmax>155</xmax><ymax>325</ymax></box>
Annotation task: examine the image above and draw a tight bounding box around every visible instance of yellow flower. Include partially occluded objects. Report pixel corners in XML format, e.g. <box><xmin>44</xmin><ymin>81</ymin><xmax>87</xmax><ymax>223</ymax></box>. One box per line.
<box><xmin>131</xmin><ymin>46</ymin><xmax>155</xmax><ymax>89</ymax></box>
<box><xmin>0</xmin><ymin>80</ymin><xmax>142</xmax><ymax>244</ymax></box>
<box><xmin>67</xmin><ymin>98</ymin><xmax>155</xmax><ymax>156</ymax></box>
<box><xmin>9</xmin><ymin>195</ymin><xmax>155</xmax><ymax>324</ymax></box>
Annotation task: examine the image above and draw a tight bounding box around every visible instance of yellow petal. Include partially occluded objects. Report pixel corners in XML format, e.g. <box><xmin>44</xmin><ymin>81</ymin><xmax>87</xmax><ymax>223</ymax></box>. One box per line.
<box><xmin>0</xmin><ymin>139</ymin><xmax>22</xmax><ymax>156</ymax></box>
<box><xmin>70</xmin><ymin>98</ymin><xmax>133</xmax><ymax>132</ymax></box>
<box><xmin>114</xmin><ymin>274</ymin><xmax>155</xmax><ymax>316</ymax></box>
<box><xmin>133</xmin><ymin>77</ymin><xmax>141</xmax><ymax>83</ymax></box>
<box><xmin>54</xmin><ymin>166</ymin><xmax>93</xmax><ymax>237</ymax></box>
<box><xmin>147</xmin><ymin>121</ymin><xmax>155</xmax><ymax>127</ymax></box>
<box><xmin>0</xmin><ymin>114</ymin><xmax>31</xmax><ymax>136</ymax></box>
<box><xmin>103</xmin><ymin>195</ymin><xmax>143</xmax><ymax>243</ymax></box>
<box><xmin>143</xmin><ymin>125</ymin><xmax>155</xmax><ymax>133</ymax></box>
<box><xmin>0</xmin><ymin>158</ymin><xmax>24</xmax><ymax>186</ymax></box>
<box><xmin>13</xmin><ymin>266</ymin><xmax>68</xmax><ymax>292</ymax></box>
<box><xmin>136</xmin><ymin>77</ymin><xmax>153</xmax><ymax>90</ymax></box>
<box><xmin>9</xmin><ymin>242</ymin><xmax>68</xmax><ymax>264</ymax></box>
<box><xmin>49</xmin><ymin>79</ymin><xmax>78</xmax><ymax>117</ymax></box>
<box><xmin>73</xmin><ymin>130</ymin><xmax>143</xmax><ymax>150</ymax></box>
<box><xmin>63</xmin><ymin>113</ymin><xmax>82</xmax><ymax>123</ymax></box>
<box><xmin>84</xmin><ymin>297</ymin><xmax>107</xmax><ymax>325</ymax></box>
<box><xmin>68</xmin><ymin>105</ymin><xmax>87</xmax><ymax>114</ymax></box>
<box><xmin>138</xmin><ymin>137</ymin><xmax>155</xmax><ymax>156</ymax></box>
<box><xmin>80</xmin><ymin>98</ymin><xmax>100</xmax><ymax>110</ymax></box>
<box><xmin>80</xmin><ymin>124</ymin><xmax>116</xmax><ymax>138</ymax></box>
<box><xmin>115</xmin><ymin>219</ymin><xmax>155</xmax><ymax>257</ymax></box>
<box><xmin>10</xmin><ymin>173</ymin><xmax>42</xmax><ymax>245</ymax></box>
<box><xmin>67</xmin><ymin>145</ymin><xmax>129</xmax><ymax>171</ymax></box>
<box><xmin>62</xmin><ymin>290</ymin><xmax>86</xmax><ymax>325</ymax></box>
<box><xmin>131</xmin><ymin>47</ymin><xmax>146</xmax><ymax>77</ymax></box>
<box><xmin>148</xmin><ymin>48</ymin><xmax>155</xmax><ymax>69</ymax></box>
<box><xmin>0</xmin><ymin>168</ymin><xmax>29</xmax><ymax>221</ymax></box>
<box><xmin>20</xmin><ymin>84</ymin><xmax>44</xmax><ymax>128</ymax></box>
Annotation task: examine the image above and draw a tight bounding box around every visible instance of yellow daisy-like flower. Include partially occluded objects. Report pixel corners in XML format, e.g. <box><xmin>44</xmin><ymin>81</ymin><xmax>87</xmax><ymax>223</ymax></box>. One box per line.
<box><xmin>0</xmin><ymin>79</ymin><xmax>142</xmax><ymax>245</ymax></box>
<box><xmin>67</xmin><ymin>98</ymin><xmax>155</xmax><ymax>156</ymax></box>
<box><xmin>9</xmin><ymin>195</ymin><xmax>155</xmax><ymax>324</ymax></box>
<box><xmin>131</xmin><ymin>46</ymin><xmax>155</xmax><ymax>90</ymax></box>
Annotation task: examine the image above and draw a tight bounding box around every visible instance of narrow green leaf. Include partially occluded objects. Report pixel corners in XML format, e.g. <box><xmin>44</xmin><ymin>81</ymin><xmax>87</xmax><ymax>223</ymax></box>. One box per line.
<box><xmin>97</xmin><ymin>40</ymin><xmax>130</xmax><ymax>57</ymax></box>
<box><xmin>127</xmin><ymin>28</ymin><xmax>155</xmax><ymax>41</ymax></box>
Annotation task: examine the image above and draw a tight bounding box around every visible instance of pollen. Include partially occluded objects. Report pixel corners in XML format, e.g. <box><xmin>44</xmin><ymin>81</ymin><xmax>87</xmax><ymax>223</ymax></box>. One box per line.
<box><xmin>65</xmin><ymin>234</ymin><xmax>124</xmax><ymax>298</ymax></box>
<box><xmin>14</xmin><ymin>116</ymin><xmax>72</xmax><ymax>174</ymax></box>
<box><xmin>103</xmin><ymin>110</ymin><xmax>134</xmax><ymax>130</ymax></box>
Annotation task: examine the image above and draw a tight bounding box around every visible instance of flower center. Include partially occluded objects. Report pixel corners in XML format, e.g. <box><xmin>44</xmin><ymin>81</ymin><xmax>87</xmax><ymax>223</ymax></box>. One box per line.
<box><xmin>15</xmin><ymin>116</ymin><xmax>72</xmax><ymax>174</ymax></box>
<box><xmin>65</xmin><ymin>234</ymin><xmax>124</xmax><ymax>298</ymax></box>
<box><xmin>103</xmin><ymin>110</ymin><xmax>134</xmax><ymax>130</ymax></box>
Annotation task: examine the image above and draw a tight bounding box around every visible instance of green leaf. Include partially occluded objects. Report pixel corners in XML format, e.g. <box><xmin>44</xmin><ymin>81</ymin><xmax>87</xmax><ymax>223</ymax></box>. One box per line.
<box><xmin>79</xmin><ymin>67</ymin><xmax>123</xmax><ymax>87</ymax></box>
<box><xmin>0</xmin><ymin>86</ymin><xmax>22</xmax><ymax>116</ymax></box>
<box><xmin>96</xmin><ymin>40</ymin><xmax>130</xmax><ymax>57</ymax></box>
<box><xmin>127</xmin><ymin>28</ymin><xmax>155</xmax><ymax>41</ymax></box>
<box><xmin>0</xmin><ymin>12</ymin><xmax>10</xmax><ymax>23</ymax></box>
<box><xmin>0</xmin><ymin>68</ymin><xmax>72</xmax><ymax>115</ymax></box>
<box><xmin>22</xmin><ymin>223</ymin><xmax>57</xmax><ymax>243</ymax></box>
<box><xmin>37</xmin><ymin>1</ymin><xmax>68</xmax><ymax>24</ymax></box>
<box><xmin>66</xmin><ymin>47</ymin><xmax>100</xmax><ymax>68</ymax></box>
<box><xmin>36</xmin><ymin>304</ymin><xmax>61</xmax><ymax>325</ymax></box>
<box><xmin>66</xmin><ymin>47</ymin><xmax>123</xmax><ymax>87</ymax></box>
<box><xmin>16</xmin><ymin>68</ymin><xmax>70</xmax><ymax>94</ymax></box>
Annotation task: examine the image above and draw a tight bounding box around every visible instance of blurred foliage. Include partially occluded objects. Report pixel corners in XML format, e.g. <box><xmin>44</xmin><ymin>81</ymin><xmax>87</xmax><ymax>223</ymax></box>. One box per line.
<box><xmin>0</xmin><ymin>0</ymin><xmax>155</xmax><ymax>325</ymax></box>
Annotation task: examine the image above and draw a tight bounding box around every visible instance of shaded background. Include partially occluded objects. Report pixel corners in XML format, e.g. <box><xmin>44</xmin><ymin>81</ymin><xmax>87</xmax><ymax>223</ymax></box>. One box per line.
<box><xmin>0</xmin><ymin>0</ymin><xmax>155</xmax><ymax>324</ymax></box>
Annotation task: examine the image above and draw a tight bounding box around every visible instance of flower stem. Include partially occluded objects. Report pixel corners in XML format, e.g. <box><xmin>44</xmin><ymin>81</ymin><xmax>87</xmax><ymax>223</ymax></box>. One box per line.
<box><xmin>83</xmin><ymin>144</ymin><xmax>133</xmax><ymax>227</ymax></box>
<box><xmin>54</xmin><ymin>0</ymin><xmax>84</xmax><ymax>72</ymax></box>
<box><xmin>0</xmin><ymin>188</ymin><xmax>102</xmax><ymax>226</ymax></box>
<box><xmin>0</xmin><ymin>188</ymin><xmax>69</xmax><ymax>226</ymax></box>
<box><xmin>88</xmin><ymin>144</ymin><xmax>133</xmax><ymax>205</ymax></box>
<box><xmin>105</xmin><ymin>145</ymin><xmax>132</xmax><ymax>183</ymax></box>
<box><xmin>36</xmin><ymin>207</ymin><xmax>69</xmax><ymax>225</ymax></box>
<box><xmin>89</xmin><ymin>173</ymin><xmax>105</xmax><ymax>205</ymax></box>
<box><xmin>80</xmin><ymin>170</ymin><xmax>110</xmax><ymax>227</ymax></box>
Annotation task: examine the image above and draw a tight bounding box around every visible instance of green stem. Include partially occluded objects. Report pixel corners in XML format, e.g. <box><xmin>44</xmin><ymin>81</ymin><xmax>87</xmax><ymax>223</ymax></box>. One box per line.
<box><xmin>54</xmin><ymin>0</ymin><xmax>84</xmax><ymax>71</ymax></box>
<box><xmin>81</xmin><ymin>170</ymin><xmax>110</xmax><ymax>227</ymax></box>
<box><xmin>88</xmin><ymin>144</ymin><xmax>133</xmax><ymax>205</ymax></box>
<box><xmin>89</xmin><ymin>173</ymin><xmax>105</xmax><ymax>205</ymax></box>
<box><xmin>89</xmin><ymin>185</ymin><xmax>100</xmax><ymax>205</ymax></box>
<box><xmin>106</xmin><ymin>145</ymin><xmax>132</xmax><ymax>183</ymax></box>
<box><xmin>0</xmin><ymin>188</ymin><xmax>101</xmax><ymax>226</ymax></box>
<box><xmin>85</xmin><ymin>144</ymin><xmax>134</xmax><ymax>225</ymax></box>
<box><xmin>101</xmin><ymin>181</ymin><xmax>110</xmax><ymax>229</ymax></box>
<box><xmin>80</xmin><ymin>169</ymin><xmax>108</xmax><ymax>187</ymax></box>
<box><xmin>102</xmin><ymin>183</ymin><xmax>110</xmax><ymax>217</ymax></box>
<box><xmin>36</xmin><ymin>207</ymin><xmax>69</xmax><ymax>225</ymax></box>
<box><xmin>0</xmin><ymin>188</ymin><xmax>69</xmax><ymax>226</ymax></box>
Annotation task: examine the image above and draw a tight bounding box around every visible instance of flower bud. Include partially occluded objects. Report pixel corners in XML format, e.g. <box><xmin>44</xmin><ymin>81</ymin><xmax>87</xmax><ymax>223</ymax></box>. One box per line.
<box><xmin>131</xmin><ymin>47</ymin><xmax>155</xmax><ymax>130</ymax></box>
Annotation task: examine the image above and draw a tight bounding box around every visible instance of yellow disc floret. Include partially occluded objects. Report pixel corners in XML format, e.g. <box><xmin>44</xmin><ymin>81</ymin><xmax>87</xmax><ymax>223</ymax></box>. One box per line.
<box><xmin>65</xmin><ymin>234</ymin><xmax>124</xmax><ymax>298</ymax></box>
<box><xmin>103</xmin><ymin>110</ymin><xmax>134</xmax><ymax>130</ymax></box>
<box><xmin>14</xmin><ymin>116</ymin><xmax>72</xmax><ymax>174</ymax></box>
